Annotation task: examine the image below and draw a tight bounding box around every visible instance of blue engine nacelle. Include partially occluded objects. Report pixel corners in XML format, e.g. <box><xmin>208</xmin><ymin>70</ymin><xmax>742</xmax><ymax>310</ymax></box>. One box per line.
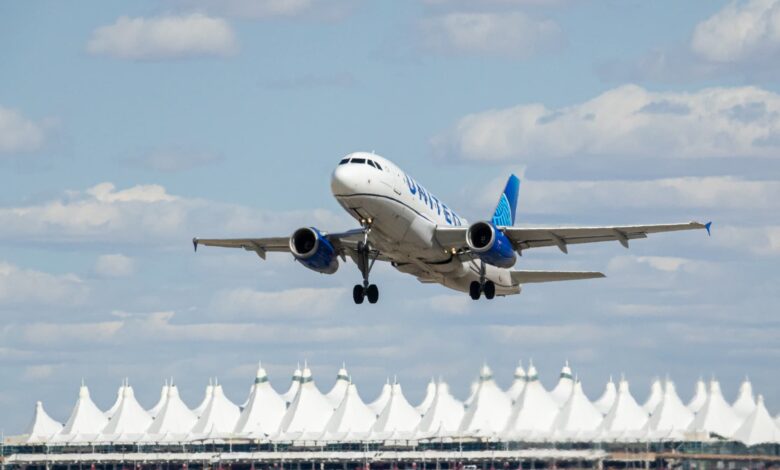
<box><xmin>289</xmin><ymin>227</ymin><xmax>339</xmax><ymax>274</ymax></box>
<box><xmin>466</xmin><ymin>221</ymin><xmax>517</xmax><ymax>268</ymax></box>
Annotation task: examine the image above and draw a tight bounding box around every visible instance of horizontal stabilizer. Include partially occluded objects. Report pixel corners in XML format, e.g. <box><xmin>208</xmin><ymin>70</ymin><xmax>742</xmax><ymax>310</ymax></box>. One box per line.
<box><xmin>510</xmin><ymin>270</ymin><xmax>605</xmax><ymax>285</ymax></box>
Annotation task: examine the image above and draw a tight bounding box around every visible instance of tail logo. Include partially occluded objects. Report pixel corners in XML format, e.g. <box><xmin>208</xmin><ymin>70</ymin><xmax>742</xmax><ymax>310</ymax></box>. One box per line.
<box><xmin>492</xmin><ymin>194</ymin><xmax>513</xmax><ymax>227</ymax></box>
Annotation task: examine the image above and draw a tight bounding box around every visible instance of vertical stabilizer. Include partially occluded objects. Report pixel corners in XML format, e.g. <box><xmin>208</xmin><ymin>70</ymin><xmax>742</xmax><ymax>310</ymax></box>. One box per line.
<box><xmin>491</xmin><ymin>174</ymin><xmax>520</xmax><ymax>226</ymax></box>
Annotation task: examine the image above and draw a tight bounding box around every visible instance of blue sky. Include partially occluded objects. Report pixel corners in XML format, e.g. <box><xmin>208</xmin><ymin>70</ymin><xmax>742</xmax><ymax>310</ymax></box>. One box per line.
<box><xmin>2</xmin><ymin>0</ymin><xmax>780</xmax><ymax>432</ymax></box>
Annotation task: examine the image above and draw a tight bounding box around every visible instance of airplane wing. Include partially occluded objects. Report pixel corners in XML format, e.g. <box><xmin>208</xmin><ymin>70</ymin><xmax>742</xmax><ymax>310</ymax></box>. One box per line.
<box><xmin>435</xmin><ymin>221</ymin><xmax>710</xmax><ymax>254</ymax></box>
<box><xmin>511</xmin><ymin>270</ymin><xmax>605</xmax><ymax>284</ymax></box>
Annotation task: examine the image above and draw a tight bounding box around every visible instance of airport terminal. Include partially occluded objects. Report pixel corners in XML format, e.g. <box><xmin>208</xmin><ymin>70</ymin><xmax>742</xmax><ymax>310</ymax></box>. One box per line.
<box><xmin>3</xmin><ymin>362</ymin><xmax>779</xmax><ymax>470</ymax></box>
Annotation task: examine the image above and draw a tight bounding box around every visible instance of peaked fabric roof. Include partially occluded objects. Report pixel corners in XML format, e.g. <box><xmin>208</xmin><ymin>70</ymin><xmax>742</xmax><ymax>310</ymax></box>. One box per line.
<box><xmin>642</xmin><ymin>379</ymin><xmax>663</xmax><ymax>414</ymax></box>
<box><xmin>731</xmin><ymin>395</ymin><xmax>780</xmax><ymax>446</ymax></box>
<box><xmin>598</xmin><ymin>378</ymin><xmax>648</xmax><ymax>440</ymax></box>
<box><xmin>146</xmin><ymin>384</ymin><xmax>197</xmax><ymax>435</ymax></box>
<box><xmin>323</xmin><ymin>382</ymin><xmax>375</xmax><ymax>437</ymax></box>
<box><xmin>281</xmin><ymin>365</ymin><xmax>303</xmax><ymax>403</ymax></box>
<box><xmin>594</xmin><ymin>377</ymin><xmax>616</xmax><ymax>415</ymax></box>
<box><xmin>324</xmin><ymin>364</ymin><xmax>350</xmax><ymax>409</ymax></box>
<box><xmin>551</xmin><ymin>380</ymin><xmax>602</xmax><ymax>439</ymax></box>
<box><xmin>148</xmin><ymin>382</ymin><xmax>169</xmax><ymax>419</ymax></box>
<box><xmin>278</xmin><ymin>365</ymin><xmax>333</xmax><ymax>435</ymax></box>
<box><xmin>191</xmin><ymin>383</ymin><xmax>240</xmax><ymax>434</ymax></box>
<box><xmin>371</xmin><ymin>382</ymin><xmax>420</xmax><ymax>437</ymax></box>
<box><xmin>234</xmin><ymin>363</ymin><xmax>286</xmax><ymax>436</ymax></box>
<box><xmin>193</xmin><ymin>381</ymin><xmax>213</xmax><ymax>417</ymax></box>
<box><xmin>644</xmin><ymin>380</ymin><xmax>694</xmax><ymax>440</ymax></box>
<box><xmin>367</xmin><ymin>380</ymin><xmax>392</xmax><ymax>415</ymax></box>
<box><xmin>101</xmin><ymin>383</ymin><xmax>152</xmax><ymax>435</ymax></box>
<box><xmin>688</xmin><ymin>379</ymin><xmax>741</xmax><ymax>438</ymax></box>
<box><xmin>503</xmin><ymin>362</ymin><xmax>559</xmax><ymax>440</ymax></box>
<box><xmin>507</xmin><ymin>362</ymin><xmax>527</xmax><ymax>402</ymax></box>
<box><xmin>416</xmin><ymin>381</ymin><xmax>464</xmax><ymax>437</ymax></box>
<box><xmin>59</xmin><ymin>383</ymin><xmax>109</xmax><ymax>437</ymax></box>
<box><xmin>415</xmin><ymin>378</ymin><xmax>436</xmax><ymax>415</ymax></box>
<box><xmin>463</xmin><ymin>380</ymin><xmax>478</xmax><ymax>408</ymax></box>
<box><xmin>550</xmin><ymin>361</ymin><xmax>574</xmax><ymax>407</ymax></box>
<box><xmin>24</xmin><ymin>401</ymin><xmax>63</xmax><ymax>442</ymax></box>
<box><xmin>105</xmin><ymin>384</ymin><xmax>124</xmax><ymax>419</ymax></box>
<box><xmin>687</xmin><ymin>379</ymin><xmax>707</xmax><ymax>413</ymax></box>
<box><xmin>732</xmin><ymin>379</ymin><xmax>757</xmax><ymax>420</ymax></box>
<box><xmin>458</xmin><ymin>364</ymin><xmax>512</xmax><ymax>436</ymax></box>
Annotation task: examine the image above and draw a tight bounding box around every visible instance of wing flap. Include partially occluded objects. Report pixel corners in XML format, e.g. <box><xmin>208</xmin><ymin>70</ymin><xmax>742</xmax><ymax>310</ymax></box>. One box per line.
<box><xmin>510</xmin><ymin>270</ymin><xmax>605</xmax><ymax>284</ymax></box>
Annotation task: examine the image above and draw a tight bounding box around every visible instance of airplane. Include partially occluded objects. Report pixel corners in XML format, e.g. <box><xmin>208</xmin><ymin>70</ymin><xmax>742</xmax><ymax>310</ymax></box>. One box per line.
<box><xmin>193</xmin><ymin>152</ymin><xmax>711</xmax><ymax>304</ymax></box>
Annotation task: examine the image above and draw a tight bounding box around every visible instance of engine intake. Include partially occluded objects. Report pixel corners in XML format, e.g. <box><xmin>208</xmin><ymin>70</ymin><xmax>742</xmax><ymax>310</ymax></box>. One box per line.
<box><xmin>466</xmin><ymin>221</ymin><xmax>516</xmax><ymax>268</ymax></box>
<box><xmin>289</xmin><ymin>227</ymin><xmax>339</xmax><ymax>274</ymax></box>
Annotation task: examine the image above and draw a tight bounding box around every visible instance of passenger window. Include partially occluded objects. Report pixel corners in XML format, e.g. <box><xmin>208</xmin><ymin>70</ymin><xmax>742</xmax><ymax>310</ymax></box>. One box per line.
<box><xmin>339</xmin><ymin>158</ymin><xmax>350</xmax><ymax>165</ymax></box>
<box><xmin>351</xmin><ymin>158</ymin><xmax>366</xmax><ymax>164</ymax></box>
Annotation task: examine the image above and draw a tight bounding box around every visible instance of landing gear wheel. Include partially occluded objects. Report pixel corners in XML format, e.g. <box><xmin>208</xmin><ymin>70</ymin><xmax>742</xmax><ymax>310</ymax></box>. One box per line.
<box><xmin>484</xmin><ymin>281</ymin><xmax>496</xmax><ymax>300</ymax></box>
<box><xmin>366</xmin><ymin>284</ymin><xmax>379</xmax><ymax>304</ymax></box>
<box><xmin>353</xmin><ymin>285</ymin><xmax>365</xmax><ymax>304</ymax></box>
<box><xmin>469</xmin><ymin>281</ymin><xmax>481</xmax><ymax>300</ymax></box>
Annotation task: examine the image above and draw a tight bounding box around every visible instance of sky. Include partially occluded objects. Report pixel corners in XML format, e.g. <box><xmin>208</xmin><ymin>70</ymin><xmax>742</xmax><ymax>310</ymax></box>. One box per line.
<box><xmin>1</xmin><ymin>0</ymin><xmax>780</xmax><ymax>433</ymax></box>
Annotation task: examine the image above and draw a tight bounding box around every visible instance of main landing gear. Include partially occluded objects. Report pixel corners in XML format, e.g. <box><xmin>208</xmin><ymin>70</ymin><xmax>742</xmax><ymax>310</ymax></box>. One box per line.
<box><xmin>469</xmin><ymin>260</ymin><xmax>496</xmax><ymax>300</ymax></box>
<box><xmin>353</xmin><ymin>224</ymin><xmax>380</xmax><ymax>305</ymax></box>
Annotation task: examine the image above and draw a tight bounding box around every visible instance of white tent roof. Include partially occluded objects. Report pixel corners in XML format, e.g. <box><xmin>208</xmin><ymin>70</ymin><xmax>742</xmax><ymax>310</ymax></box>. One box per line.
<box><xmin>594</xmin><ymin>377</ymin><xmax>616</xmax><ymax>415</ymax></box>
<box><xmin>148</xmin><ymin>381</ymin><xmax>169</xmax><ymax>419</ymax></box>
<box><xmin>371</xmin><ymin>382</ymin><xmax>421</xmax><ymax>437</ymax></box>
<box><xmin>687</xmin><ymin>379</ymin><xmax>741</xmax><ymax>438</ymax></box>
<box><xmin>59</xmin><ymin>382</ymin><xmax>109</xmax><ymax>437</ymax></box>
<box><xmin>598</xmin><ymin>378</ymin><xmax>648</xmax><ymax>440</ymax></box>
<box><xmin>367</xmin><ymin>380</ymin><xmax>392</xmax><ymax>415</ymax></box>
<box><xmin>192</xmin><ymin>382</ymin><xmax>240</xmax><ymax>434</ymax></box>
<box><xmin>234</xmin><ymin>363</ymin><xmax>286</xmax><ymax>436</ymax></box>
<box><xmin>105</xmin><ymin>384</ymin><xmax>123</xmax><ymax>419</ymax></box>
<box><xmin>323</xmin><ymin>382</ymin><xmax>375</xmax><ymax>437</ymax></box>
<box><xmin>732</xmin><ymin>378</ymin><xmax>757</xmax><ymax>420</ymax></box>
<box><xmin>687</xmin><ymin>378</ymin><xmax>707</xmax><ymax>413</ymax></box>
<box><xmin>416</xmin><ymin>380</ymin><xmax>464</xmax><ymax>437</ymax></box>
<box><xmin>550</xmin><ymin>361</ymin><xmax>574</xmax><ymax>407</ymax></box>
<box><xmin>281</xmin><ymin>365</ymin><xmax>303</xmax><ymax>403</ymax></box>
<box><xmin>101</xmin><ymin>382</ymin><xmax>152</xmax><ymax>435</ymax></box>
<box><xmin>146</xmin><ymin>384</ymin><xmax>197</xmax><ymax>435</ymax></box>
<box><xmin>503</xmin><ymin>362</ymin><xmax>559</xmax><ymax>440</ymax></box>
<box><xmin>732</xmin><ymin>395</ymin><xmax>780</xmax><ymax>446</ymax></box>
<box><xmin>642</xmin><ymin>378</ymin><xmax>663</xmax><ymax>414</ymax></box>
<box><xmin>644</xmin><ymin>380</ymin><xmax>694</xmax><ymax>439</ymax></box>
<box><xmin>24</xmin><ymin>401</ymin><xmax>63</xmax><ymax>442</ymax></box>
<box><xmin>464</xmin><ymin>380</ymin><xmax>478</xmax><ymax>408</ymax></box>
<box><xmin>552</xmin><ymin>380</ymin><xmax>602</xmax><ymax>439</ymax></box>
<box><xmin>325</xmin><ymin>364</ymin><xmax>350</xmax><ymax>409</ymax></box>
<box><xmin>415</xmin><ymin>378</ymin><xmax>436</xmax><ymax>415</ymax></box>
<box><xmin>507</xmin><ymin>362</ymin><xmax>526</xmax><ymax>402</ymax></box>
<box><xmin>278</xmin><ymin>365</ymin><xmax>333</xmax><ymax>435</ymax></box>
<box><xmin>458</xmin><ymin>364</ymin><xmax>512</xmax><ymax>437</ymax></box>
<box><xmin>193</xmin><ymin>380</ymin><xmax>213</xmax><ymax>417</ymax></box>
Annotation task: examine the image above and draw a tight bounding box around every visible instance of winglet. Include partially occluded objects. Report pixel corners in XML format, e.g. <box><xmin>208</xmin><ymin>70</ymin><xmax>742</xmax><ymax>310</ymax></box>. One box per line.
<box><xmin>192</xmin><ymin>237</ymin><xmax>199</xmax><ymax>252</ymax></box>
<box><xmin>704</xmin><ymin>221</ymin><xmax>712</xmax><ymax>236</ymax></box>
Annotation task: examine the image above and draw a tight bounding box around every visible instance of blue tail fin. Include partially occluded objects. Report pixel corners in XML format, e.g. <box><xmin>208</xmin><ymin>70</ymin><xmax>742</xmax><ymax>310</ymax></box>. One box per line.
<box><xmin>491</xmin><ymin>174</ymin><xmax>520</xmax><ymax>226</ymax></box>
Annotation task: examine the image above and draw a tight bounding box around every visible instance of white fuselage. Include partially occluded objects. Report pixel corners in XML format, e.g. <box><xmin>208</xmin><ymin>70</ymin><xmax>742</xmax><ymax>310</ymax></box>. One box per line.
<box><xmin>331</xmin><ymin>152</ymin><xmax>519</xmax><ymax>295</ymax></box>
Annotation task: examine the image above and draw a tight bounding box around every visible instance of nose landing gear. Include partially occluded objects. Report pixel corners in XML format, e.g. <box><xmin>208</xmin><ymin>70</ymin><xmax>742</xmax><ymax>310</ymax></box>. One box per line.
<box><xmin>353</xmin><ymin>224</ymin><xmax>380</xmax><ymax>305</ymax></box>
<box><xmin>469</xmin><ymin>260</ymin><xmax>496</xmax><ymax>300</ymax></box>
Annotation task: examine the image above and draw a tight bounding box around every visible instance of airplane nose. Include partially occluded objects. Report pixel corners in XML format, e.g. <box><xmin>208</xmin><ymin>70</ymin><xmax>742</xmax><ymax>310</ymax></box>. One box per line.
<box><xmin>330</xmin><ymin>164</ymin><xmax>353</xmax><ymax>195</ymax></box>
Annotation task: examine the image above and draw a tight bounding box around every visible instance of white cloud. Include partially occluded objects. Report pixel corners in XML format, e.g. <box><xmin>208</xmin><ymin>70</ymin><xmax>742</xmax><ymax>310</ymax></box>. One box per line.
<box><xmin>0</xmin><ymin>106</ymin><xmax>46</xmax><ymax>155</ymax></box>
<box><xmin>417</xmin><ymin>294</ymin><xmax>472</xmax><ymax>315</ymax></box>
<box><xmin>94</xmin><ymin>254</ymin><xmax>136</xmax><ymax>278</ymax></box>
<box><xmin>711</xmin><ymin>225</ymin><xmax>780</xmax><ymax>255</ymax></box>
<box><xmin>421</xmin><ymin>12</ymin><xmax>563</xmax><ymax>59</ymax></box>
<box><xmin>0</xmin><ymin>182</ymin><xmax>346</xmax><ymax>246</ymax></box>
<box><xmin>21</xmin><ymin>364</ymin><xmax>54</xmax><ymax>381</ymax></box>
<box><xmin>211</xmin><ymin>287</ymin><xmax>346</xmax><ymax>317</ymax></box>
<box><xmin>87</xmin><ymin>13</ymin><xmax>238</xmax><ymax>60</ymax></box>
<box><xmin>692</xmin><ymin>0</ymin><xmax>780</xmax><ymax>64</ymax></box>
<box><xmin>433</xmin><ymin>85</ymin><xmax>780</xmax><ymax>161</ymax></box>
<box><xmin>0</xmin><ymin>262</ymin><xmax>88</xmax><ymax>306</ymax></box>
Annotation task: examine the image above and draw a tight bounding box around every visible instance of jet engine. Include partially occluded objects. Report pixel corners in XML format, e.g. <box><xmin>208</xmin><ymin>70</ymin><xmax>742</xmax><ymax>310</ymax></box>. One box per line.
<box><xmin>466</xmin><ymin>221</ymin><xmax>517</xmax><ymax>268</ymax></box>
<box><xmin>289</xmin><ymin>227</ymin><xmax>339</xmax><ymax>274</ymax></box>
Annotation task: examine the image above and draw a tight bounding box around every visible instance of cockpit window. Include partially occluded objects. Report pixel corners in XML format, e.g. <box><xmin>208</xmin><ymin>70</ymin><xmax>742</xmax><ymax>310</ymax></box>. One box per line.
<box><xmin>374</xmin><ymin>162</ymin><xmax>383</xmax><ymax>170</ymax></box>
<box><xmin>339</xmin><ymin>158</ymin><xmax>350</xmax><ymax>165</ymax></box>
<box><xmin>351</xmin><ymin>158</ymin><xmax>366</xmax><ymax>164</ymax></box>
<box><xmin>367</xmin><ymin>159</ymin><xmax>377</xmax><ymax>168</ymax></box>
